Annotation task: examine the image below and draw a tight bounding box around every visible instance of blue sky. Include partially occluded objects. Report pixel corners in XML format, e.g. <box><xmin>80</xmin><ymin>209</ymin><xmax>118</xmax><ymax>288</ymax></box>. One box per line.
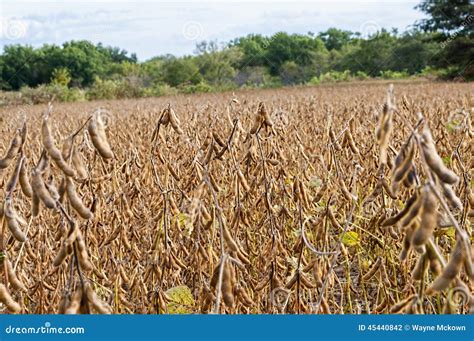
<box><xmin>0</xmin><ymin>0</ymin><xmax>426</xmax><ymax>60</ymax></box>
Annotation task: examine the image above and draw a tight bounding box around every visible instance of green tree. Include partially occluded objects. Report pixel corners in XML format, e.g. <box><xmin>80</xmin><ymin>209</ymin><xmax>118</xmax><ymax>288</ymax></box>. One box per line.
<box><xmin>231</xmin><ymin>35</ymin><xmax>269</xmax><ymax>68</ymax></box>
<box><xmin>389</xmin><ymin>31</ymin><xmax>439</xmax><ymax>74</ymax></box>
<box><xmin>264</xmin><ymin>32</ymin><xmax>327</xmax><ymax>76</ymax></box>
<box><xmin>160</xmin><ymin>57</ymin><xmax>201</xmax><ymax>87</ymax></box>
<box><xmin>195</xmin><ymin>42</ymin><xmax>242</xmax><ymax>86</ymax></box>
<box><xmin>59</xmin><ymin>41</ymin><xmax>109</xmax><ymax>86</ymax></box>
<box><xmin>416</xmin><ymin>0</ymin><xmax>474</xmax><ymax>79</ymax></box>
<box><xmin>339</xmin><ymin>30</ymin><xmax>397</xmax><ymax>76</ymax></box>
<box><xmin>0</xmin><ymin>45</ymin><xmax>40</xmax><ymax>90</ymax></box>
<box><xmin>280</xmin><ymin>61</ymin><xmax>303</xmax><ymax>85</ymax></box>
<box><xmin>97</xmin><ymin>43</ymin><xmax>137</xmax><ymax>63</ymax></box>
<box><xmin>50</xmin><ymin>68</ymin><xmax>72</xmax><ymax>87</ymax></box>
<box><xmin>416</xmin><ymin>0</ymin><xmax>474</xmax><ymax>34</ymax></box>
<box><xmin>318</xmin><ymin>28</ymin><xmax>354</xmax><ymax>50</ymax></box>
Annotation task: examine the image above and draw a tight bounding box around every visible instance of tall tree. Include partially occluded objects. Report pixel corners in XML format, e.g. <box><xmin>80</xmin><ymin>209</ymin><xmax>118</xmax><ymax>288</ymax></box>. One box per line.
<box><xmin>318</xmin><ymin>28</ymin><xmax>354</xmax><ymax>50</ymax></box>
<box><xmin>1</xmin><ymin>45</ymin><xmax>40</xmax><ymax>89</ymax></box>
<box><xmin>416</xmin><ymin>0</ymin><xmax>474</xmax><ymax>34</ymax></box>
<box><xmin>416</xmin><ymin>0</ymin><xmax>474</xmax><ymax>79</ymax></box>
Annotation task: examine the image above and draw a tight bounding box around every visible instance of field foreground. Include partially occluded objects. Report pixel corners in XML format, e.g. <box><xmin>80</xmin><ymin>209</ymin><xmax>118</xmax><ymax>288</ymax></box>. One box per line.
<box><xmin>0</xmin><ymin>82</ymin><xmax>472</xmax><ymax>314</ymax></box>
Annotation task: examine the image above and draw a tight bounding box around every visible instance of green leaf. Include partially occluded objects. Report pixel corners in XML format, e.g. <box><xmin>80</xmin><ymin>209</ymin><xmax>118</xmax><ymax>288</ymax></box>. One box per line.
<box><xmin>446</xmin><ymin>119</ymin><xmax>462</xmax><ymax>133</ymax></box>
<box><xmin>442</xmin><ymin>156</ymin><xmax>451</xmax><ymax>167</ymax></box>
<box><xmin>342</xmin><ymin>231</ymin><xmax>360</xmax><ymax>247</ymax></box>
<box><xmin>165</xmin><ymin>285</ymin><xmax>195</xmax><ymax>314</ymax></box>
<box><xmin>176</xmin><ymin>213</ymin><xmax>193</xmax><ymax>237</ymax></box>
<box><xmin>445</xmin><ymin>227</ymin><xmax>456</xmax><ymax>241</ymax></box>
<box><xmin>316</xmin><ymin>200</ymin><xmax>327</xmax><ymax>208</ymax></box>
<box><xmin>176</xmin><ymin>213</ymin><xmax>189</xmax><ymax>229</ymax></box>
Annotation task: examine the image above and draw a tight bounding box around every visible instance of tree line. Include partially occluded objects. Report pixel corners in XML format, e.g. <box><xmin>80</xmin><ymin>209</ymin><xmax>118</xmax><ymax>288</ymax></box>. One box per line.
<box><xmin>0</xmin><ymin>0</ymin><xmax>472</xmax><ymax>103</ymax></box>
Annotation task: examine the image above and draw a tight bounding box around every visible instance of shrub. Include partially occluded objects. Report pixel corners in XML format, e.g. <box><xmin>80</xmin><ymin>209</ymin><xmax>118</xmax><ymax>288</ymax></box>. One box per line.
<box><xmin>19</xmin><ymin>84</ymin><xmax>84</xmax><ymax>104</ymax></box>
<box><xmin>50</xmin><ymin>68</ymin><xmax>72</xmax><ymax>87</ymax></box>
<box><xmin>280</xmin><ymin>61</ymin><xmax>304</xmax><ymax>85</ymax></box>
<box><xmin>355</xmin><ymin>71</ymin><xmax>369</xmax><ymax>80</ymax></box>
<box><xmin>115</xmin><ymin>77</ymin><xmax>145</xmax><ymax>99</ymax></box>
<box><xmin>234</xmin><ymin>66</ymin><xmax>269</xmax><ymax>87</ymax></box>
<box><xmin>379</xmin><ymin>70</ymin><xmax>409</xmax><ymax>79</ymax></box>
<box><xmin>315</xmin><ymin>70</ymin><xmax>352</xmax><ymax>83</ymax></box>
<box><xmin>0</xmin><ymin>91</ymin><xmax>22</xmax><ymax>106</ymax></box>
<box><xmin>86</xmin><ymin>76</ymin><xmax>146</xmax><ymax>100</ymax></box>
<box><xmin>86</xmin><ymin>77</ymin><xmax>118</xmax><ymax>100</ymax></box>
<box><xmin>261</xmin><ymin>76</ymin><xmax>282</xmax><ymax>89</ymax></box>
<box><xmin>179</xmin><ymin>82</ymin><xmax>213</xmax><ymax>94</ymax></box>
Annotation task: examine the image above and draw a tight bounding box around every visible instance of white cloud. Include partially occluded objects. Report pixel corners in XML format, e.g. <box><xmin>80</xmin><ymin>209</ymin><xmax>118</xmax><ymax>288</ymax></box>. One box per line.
<box><xmin>0</xmin><ymin>1</ymin><xmax>426</xmax><ymax>60</ymax></box>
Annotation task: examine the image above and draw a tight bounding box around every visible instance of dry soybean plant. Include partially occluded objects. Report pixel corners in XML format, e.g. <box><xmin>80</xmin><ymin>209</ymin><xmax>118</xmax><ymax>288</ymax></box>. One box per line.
<box><xmin>0</xmin><ymin>81</ymin><xmax>472</xmax><ymax>315</ymax></box>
